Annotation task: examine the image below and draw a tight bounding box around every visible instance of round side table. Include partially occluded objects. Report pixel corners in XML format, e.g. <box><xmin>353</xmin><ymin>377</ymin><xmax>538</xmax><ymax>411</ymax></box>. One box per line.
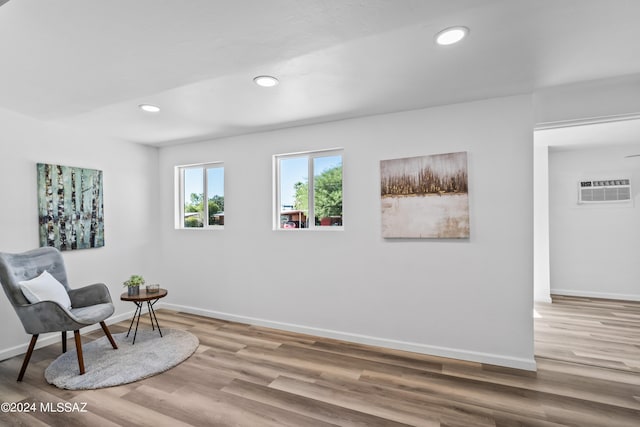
<box><xmin>120</xmin><ymin>288</ymin><xmax>168</xmax><ymax>345</ymax></box>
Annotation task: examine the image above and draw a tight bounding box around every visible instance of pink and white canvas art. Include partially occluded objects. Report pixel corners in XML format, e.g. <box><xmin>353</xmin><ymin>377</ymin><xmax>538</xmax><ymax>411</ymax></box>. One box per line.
<box><xmin>380</xmin><ymin>152</ymin><xmax>469</xmax><ymax>238</ymax></box>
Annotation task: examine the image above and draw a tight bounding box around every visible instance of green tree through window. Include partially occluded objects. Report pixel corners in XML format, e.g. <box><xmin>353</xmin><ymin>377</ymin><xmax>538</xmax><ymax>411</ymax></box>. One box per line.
<box><xmin>278</xmin><ymin>150</ymin><xmax>343</xmax><ymax>229</ymax></box>
<box><xmin>314</xmin><ymin>165</ymin><xmax>342</xmax><ymax>220</ymax></box>
<box><xmin>293</xmin><ymin>165</ymin><xmax>343</xmax><ymax>221</ymax></box>
<box><xmin>179</xmin><ymin>163</ymin><xmax>224</xmax><ymax>228</ymax></box>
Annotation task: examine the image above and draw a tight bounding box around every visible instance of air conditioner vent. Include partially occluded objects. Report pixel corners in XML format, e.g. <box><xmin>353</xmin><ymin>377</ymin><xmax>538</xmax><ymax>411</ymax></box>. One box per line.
<box><xmin>579</xmin><ymin>179</ymin><xmax>631</xmax><ymax>204</ymax></box>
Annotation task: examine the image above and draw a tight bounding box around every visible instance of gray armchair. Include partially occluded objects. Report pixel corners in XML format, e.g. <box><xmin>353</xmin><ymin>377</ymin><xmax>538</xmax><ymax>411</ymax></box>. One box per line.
<box><xmin>0</xmin><ymin>247</ymin><xmax>117</xmax><ymax>381</ymax></box>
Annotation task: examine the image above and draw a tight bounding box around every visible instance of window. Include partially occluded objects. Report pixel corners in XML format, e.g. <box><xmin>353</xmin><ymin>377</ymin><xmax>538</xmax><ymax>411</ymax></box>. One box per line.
<box><xmin>176</xmin><ymin>163</ymin><xmax>224</xmax><ymax>229</ymax></box>
<box><xmin>275</xmin><ymin>149</ymin><xmax>343</xmax><ymax>230</ymax></box>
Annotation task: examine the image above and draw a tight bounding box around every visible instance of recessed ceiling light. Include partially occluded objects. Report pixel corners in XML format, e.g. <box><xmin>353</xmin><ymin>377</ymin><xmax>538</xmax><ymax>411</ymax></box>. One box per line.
<box><xmin>139</xmin><ymin>104</ymin><xmax>160</xmax><ymax>113</ymax></box>
<box><xmin>435</xmin><ymin>26</ymin><xmax>469</xmax><ymax>46</ymax></box>
<box><xmin>253</xmin><ymin>75</ymin><xmax>279</xmax><ymax>87</ymax></box>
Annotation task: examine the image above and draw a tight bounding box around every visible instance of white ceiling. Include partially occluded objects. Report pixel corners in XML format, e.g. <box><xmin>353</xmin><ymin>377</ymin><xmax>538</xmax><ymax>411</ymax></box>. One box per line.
<box><xmin>1</xmin><ymin>0</ymin><xmax>640</xmax><ymax>146</ymax></box>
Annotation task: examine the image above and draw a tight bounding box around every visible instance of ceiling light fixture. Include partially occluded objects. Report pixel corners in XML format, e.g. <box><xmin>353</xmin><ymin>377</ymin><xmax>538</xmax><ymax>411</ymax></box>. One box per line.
<box><xmin>139</xmin><ymin>104</ymin><xmax>160</xmax><ymax>113</ymax></box>
<box><xmin>253</xmin><ymin>75</ymin><xmax>279</xmax><ymax>87</ymax></box>
<box><xmin>435</xmin><ymin>26</ymin><xmax>469</xmax><ymax>46</ymax></box>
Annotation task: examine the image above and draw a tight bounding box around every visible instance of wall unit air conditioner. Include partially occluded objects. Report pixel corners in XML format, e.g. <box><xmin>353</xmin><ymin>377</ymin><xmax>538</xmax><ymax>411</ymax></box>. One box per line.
<box><xmin>578</xmin><ymin>179</ymin><xmax>631</xmax><ymax>204</ymax></box>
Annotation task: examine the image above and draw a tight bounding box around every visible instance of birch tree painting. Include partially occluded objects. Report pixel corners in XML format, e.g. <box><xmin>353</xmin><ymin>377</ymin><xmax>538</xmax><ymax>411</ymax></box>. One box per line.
<box><xmin>37</xmin><ymin>163</ymin><xmax>104</xmax><ymax>250</ymax></box>
<box><xmin>380</xmin><ymin>152</ymin><xmax>469</xmax><ymax>238</ymax></box>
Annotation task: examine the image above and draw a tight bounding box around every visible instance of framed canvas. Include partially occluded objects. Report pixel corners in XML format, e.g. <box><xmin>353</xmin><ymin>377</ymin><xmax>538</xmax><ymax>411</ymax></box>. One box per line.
<box><xmin>380</xmin><ymin>151</ymin><xmax>469</xmax><ymax>238</ymax></box>
<box><xmin>37</xmin><ymin>163</ymin><xmax>104</xmax><ymax>250</ymax></box>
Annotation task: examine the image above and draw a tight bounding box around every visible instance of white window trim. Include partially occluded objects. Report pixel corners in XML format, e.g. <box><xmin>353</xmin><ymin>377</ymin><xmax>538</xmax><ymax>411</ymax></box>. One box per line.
<box><xmin>175</xmin><ymin>162</ymin><xmax>224</xmax><ymax>230</ymax></box>
<box><xmin>273</xmin><ymin>148</ymin><xmax>344</xmax><ymax>231</ymax></box>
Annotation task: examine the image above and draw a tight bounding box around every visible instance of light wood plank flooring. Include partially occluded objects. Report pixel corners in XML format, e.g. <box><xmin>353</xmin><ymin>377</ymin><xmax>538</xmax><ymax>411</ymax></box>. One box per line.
<box><xmin>535</xmin><ymin>295</ymin><xmax>640</xmax><ymax>373</ymax></box>
<box><xmin>0</xmin><ymin>297</ymin><xmax>638</xmax><ymax>426</ymax></box>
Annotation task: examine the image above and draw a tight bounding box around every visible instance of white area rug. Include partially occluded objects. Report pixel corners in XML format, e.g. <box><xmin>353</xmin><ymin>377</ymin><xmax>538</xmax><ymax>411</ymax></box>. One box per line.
<box><xmin>45</xmin><ymin>328</ymin><xmax>199</xmax><ymax>390</ymax></box>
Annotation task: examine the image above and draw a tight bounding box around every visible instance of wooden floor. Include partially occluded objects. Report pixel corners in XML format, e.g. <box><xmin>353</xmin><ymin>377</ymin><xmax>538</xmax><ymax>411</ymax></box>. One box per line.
<box><xmin>535</xmin><ymin>295</ymin><xmax>640</xmax><ymax>373</ymax></box>
<box><xmin>1</xmin><ymin>297</ymin><xmax>639</xmax><ymax>426</ymax></box>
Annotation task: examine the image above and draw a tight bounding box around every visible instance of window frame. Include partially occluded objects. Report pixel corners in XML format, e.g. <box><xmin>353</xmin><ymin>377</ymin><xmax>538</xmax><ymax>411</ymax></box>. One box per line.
<box><xmin>175</xmin><ymin>161</ymin><xmax>224</xmax><ymax>230</ymax></box>
<box><xmin>274</xmin><ymin>148</ymin><xmax>344</xmax><ymax>231</ymax></box>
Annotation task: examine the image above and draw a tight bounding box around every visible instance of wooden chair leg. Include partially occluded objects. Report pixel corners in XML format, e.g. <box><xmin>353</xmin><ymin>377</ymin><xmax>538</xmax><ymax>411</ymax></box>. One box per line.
<box><xmin>73</xmin><ymin>330</ymin><xmax>85</xmax><ymax>375</ymax></box>
<box><xmin>62</xmin><ymin>331</ymin><xmax>67</xmax><ymax>353</ymax></box>
<box><xmin>17</xmin><ymin>334</ymin><xmax>39</xmax><ymax>382</ymax></box>
<box><xmin>100</xmin><ymin>321</ymin><xmax>118</xmax><ymax>349</ymax></box>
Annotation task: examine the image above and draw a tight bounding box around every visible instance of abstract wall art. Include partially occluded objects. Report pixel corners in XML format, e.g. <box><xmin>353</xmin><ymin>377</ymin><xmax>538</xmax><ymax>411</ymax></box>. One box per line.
<box><xmin>37</xmin><ymin>163</ymin><xmax>104</xmax><ymax>250</ymax></box>
<box><xmin>380</xmin><ymin>151</ymin><xmax>469</xmax><ymax>238</ymax></box>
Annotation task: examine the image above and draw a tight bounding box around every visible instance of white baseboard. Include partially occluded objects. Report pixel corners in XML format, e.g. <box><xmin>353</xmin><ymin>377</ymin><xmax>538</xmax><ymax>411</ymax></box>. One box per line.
<box><xmin>161</xmin><ymin>302</ymin><xmax>537</xmax><ymax>372</ymax></box>
<box><xmin>534</xmin><ymin>295</ymin><xmax>553</xmax><ymax>303</ymax></box>
<box><xmin>552</xmin><ymin>289</ymin><xmax>640</xmax><ymax>302</ymax></box>
<box><xmin>0</xmin><ymin>311</ymin><xmax>134</xmax><ymax>363</ymax></box>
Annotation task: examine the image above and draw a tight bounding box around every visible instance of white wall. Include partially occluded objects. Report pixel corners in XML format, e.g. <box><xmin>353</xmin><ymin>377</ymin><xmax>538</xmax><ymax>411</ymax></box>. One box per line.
<box><xmin>533</xmin><ymin>143</ymin><xmax>551</xmax><ymax>302</ymax></box>
<box><xmin>549</xmin><ymin>144</ymin><xmax>640</xmax><ymax>301</ymax></box>
<box><xmin>158</xmin><ymin>95</ymin><xmax>536</xmax><ymax>370</ymax></box>
<box><xmin>0</xmin><ymin>107</ymin><xmax>160</xmax><ymax>360</ymax></box>
<box><xmin>534</xmin><ymin>74</ymin><xmax>640</xmax><ymax>125</ymax></box>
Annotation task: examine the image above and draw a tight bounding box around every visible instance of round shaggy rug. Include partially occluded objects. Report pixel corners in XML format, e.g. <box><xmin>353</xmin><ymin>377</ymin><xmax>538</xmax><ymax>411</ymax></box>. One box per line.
<box><xmin>45</xmin><ymin>328</ymin><xmax>199</xmax><ymax>390</ymax></box>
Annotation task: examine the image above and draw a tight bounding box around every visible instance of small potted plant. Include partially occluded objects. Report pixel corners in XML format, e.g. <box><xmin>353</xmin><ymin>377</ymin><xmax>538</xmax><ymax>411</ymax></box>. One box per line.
<box><xmin>123</xmin><ymin>274</ymin><xmax>145</xmax><ymax>296</ymax></box>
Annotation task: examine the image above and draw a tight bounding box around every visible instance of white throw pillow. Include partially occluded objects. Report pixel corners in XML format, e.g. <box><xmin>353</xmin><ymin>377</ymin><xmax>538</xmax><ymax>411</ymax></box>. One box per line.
<box><xmin>19</xmin><ymin>270</ymin><xmax>72</xmax><ymax>309</ymax></box>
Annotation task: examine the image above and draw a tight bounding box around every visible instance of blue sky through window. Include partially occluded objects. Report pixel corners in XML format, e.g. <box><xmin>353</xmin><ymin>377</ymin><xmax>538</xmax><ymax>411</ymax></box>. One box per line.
<box><xmin>184</xmin><ymin>166</ymin><xmax>224</xmax><ymax>205</ymax></box>
<box><xmin>207</xmin><ymin>167</ymin><xmax>224</xmax><ymax>199</ymax></box>
<box><xmin>280</xmin><ymin>157</ymin><xmax>307</xmax><ymax>209</ymax></box>
<box><xmin>184</xmin><ymin>168</ymin><xmax>202</xmax><ymax>206</ymax></box>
